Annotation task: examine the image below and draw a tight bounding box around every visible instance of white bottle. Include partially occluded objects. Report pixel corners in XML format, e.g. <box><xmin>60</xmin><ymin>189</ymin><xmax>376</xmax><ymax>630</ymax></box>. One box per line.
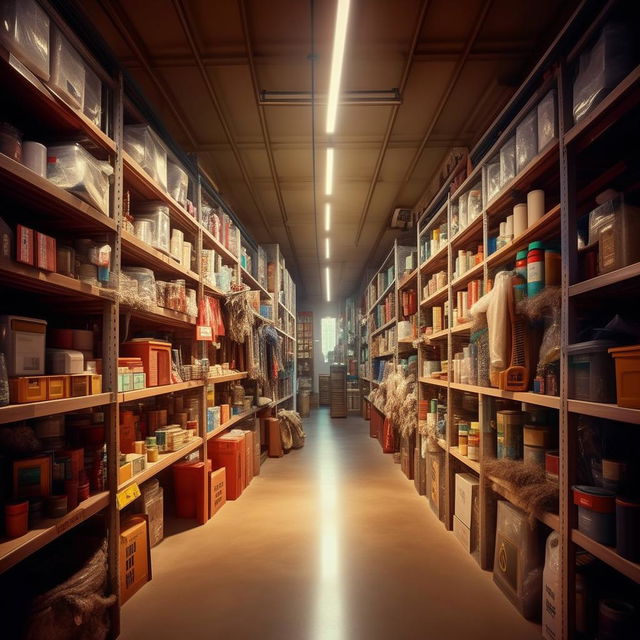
<box><xmin>542</xmin><ymin>532</ymin><xmax>561</xmax><ymax>640</ymax></box>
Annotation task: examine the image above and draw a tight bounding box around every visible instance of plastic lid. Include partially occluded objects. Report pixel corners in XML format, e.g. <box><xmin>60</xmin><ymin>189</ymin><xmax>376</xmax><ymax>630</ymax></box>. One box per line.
<box><xmin>516</xmin><ymin>250</ymin><xmax>528</xmax><ymax>260</ymax></box>
<box><xmin>528</xmin><ymin>241</ymin><xmax>545</xmax><ymax>250</ymax></box>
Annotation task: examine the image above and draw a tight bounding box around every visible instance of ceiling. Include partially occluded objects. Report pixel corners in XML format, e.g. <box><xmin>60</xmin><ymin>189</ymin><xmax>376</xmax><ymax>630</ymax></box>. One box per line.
<box><xmin>74</xmin><ymin>0</ymin><xmax>577</xmax><ymax>304</ymax></box>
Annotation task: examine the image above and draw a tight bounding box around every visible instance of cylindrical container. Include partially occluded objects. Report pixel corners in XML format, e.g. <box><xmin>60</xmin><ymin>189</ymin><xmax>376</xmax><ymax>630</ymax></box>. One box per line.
<box><xmin>523</xmin><ymin>444</ymin><xmax>546</xmax><ymax>466</ymax></box>
<box><xmin>22</xmin><ymin>141</ymin><xmax>47</xmax><ymax>177</ymax></box>
<box><xmin>524</xmin><ymin>424</ymin><xmax>553</xmax><ymax>448</ymax></box>
<box><xmin>598</xmin><ymin>598</ymin><xmax>636</xmax><ymax>640</ymax></box>
<box><xmin>5</xmin><ymin>501</ymin><xmax>28</xmax><ymax>538</ymax></box>
<box><xmin>573</xmin><ymin>485</ymin><xmax>616</xmax><ymax>545</ymax></box>
<box><xmin>134</xmin><ymin>440</ymin><xmax>146</xmax><ymax>454</ymax></box>
<box><xmin>232</xmin><ymin>384</ymin><xmax>245</xmax><ymax>404</ymax></box>
<box><xmin>0</xmin><ymin>122</ymin><xmax>22</xmax><ymax>162</ymax></box>
<box><xmin>527</xmin><ymin>241</ymin><xmax>545</xmax><ymax>296</ymax></box>
<box><xmin>458</xmin><ymin>422</ymin><xmax>469</xmax><ymax>456</ymax></box>
<box><xmin>145</xmin><ymin>436</ymin><xmax>157</xmax><ymax>448</ymax></box>
<box><xmin>468</xmin><ymin>422</ymin><xmax>480</xmax><ymax>461</ymax></box>
<box><xmin>147</xmin><ymin>445</ymin><xmax>159</xmax><ymax>462</ymax></box>
<box><xmin>496</xmin><ymin>410</ymin><xmax>524</xmax><ymax>459</ymax></box>
<box><xmin>72</xmin><ymin>329</ymin><xmax>93</xmax><ymax>351</ymax></box>
<box><xmin>545</xmin><ymin>249</ymin><xmax>561</xmax><ymax>287</ymax></box>
<box><xmin>28</xmin><ymin>498</ymin><xmax>43</xmax><ymax>528</ymax></box>
<box><xmin>56</xmin><ymin>245</ymin><xmax>75</xmax><ymax>278</ymax></box>
<box><xmin>602</xmin><ymin>459</ymin><xmax>627</xmax><ymax>492</ymax></box>
<box><xmin>513</xmin><ymin>203</ymin><xmax>528</xmax><ymax>236</ymax></box>
<box><xmin>546</xmin><ymin>450</ymin><xmax>559</xmax><ymax>482</ymax></box>
<box><xmin>46</xmin><ymin>495</ymin><xmax>68</xmax><ymax>518</ymax></box>
<box><xmin>616</xmin><ymin>497</ymin><xmax>640</xmax><ymax>562</ymax></box>
<box><xmin>174</xmin><ymin>412</ymin><xmax>188</xmax><ymax>429</ymax></box>
<box><xmin>78</xmin><ymin>481</ymin><xmax>90</xmax><ymax>503</ymax></box>
<box><xmin>65</xmin><ymin>479</ymin><xmax>79</xmax><ymax>510</ymax></box>
<box><xmin>527</xmin><ymin>189</ymin><xmax>545</xmax><ymax>226</ymax></box>
<box><xmin>505</xmin><ymin>215</ymin><xmax>514</xmax><ymax>240</ymax></box>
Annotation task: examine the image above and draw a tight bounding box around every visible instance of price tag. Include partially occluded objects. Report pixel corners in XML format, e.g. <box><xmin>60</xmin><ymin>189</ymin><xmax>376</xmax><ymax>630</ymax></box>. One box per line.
<box><xmin>116</xmin><ymin>483</ymin><xmax>141</xmax><ymax>510</ymax></box>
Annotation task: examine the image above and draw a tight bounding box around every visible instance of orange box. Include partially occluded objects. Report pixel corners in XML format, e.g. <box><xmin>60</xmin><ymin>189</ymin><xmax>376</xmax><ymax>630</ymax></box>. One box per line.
<box><xmin>119</xmin><ymin>515</ymin><xmax>151</xmax><ymax>604</ymax></box>
<box><xmin>119</xmin><ymin>410</ymin><xmax>138</xmax><ymax>454</ymax></box>
<box><xmin>209</xmin><ymin>467</ymin><xmax>226</xmax><ymax>518</ymax></box>
<box><xmin>118</xmin><ymin>461</ymin><xmax>132</xmax><ymax>485</ymax></box>
<box><xmin>208</xmin><ymin>436</ymin><xmax>244</xmax><ymax>500</ymax></box>
<box><xmin>609</xmin><ymin>345</ymin><xmax>640</xmax><ymax>409</ymax></box>
<box><xmin>70</xmin><ymin>373</ymin><xmax>102</xmax><ymax>397</ymax></box>
<box><xmin>266</xmin><ymin>417</ymin><xmax>283</xmax><ymax>457</ymax></box>
<box><xmin>172</xmin><ymin>460</ymin><xmax>210</xmax><ymax>524</ymax></box>
<box><xmin>9</xmin><ymin>376</ymin><xmax>47</xmax><ymax>403</ymax></box>
<box><xmin>219</xmin><ymin>404</ymin><xmax>230</xmax><ymax>424</ymax></box>
<box><xmin>120</xmin><ymin>340</ymin><xmax>172</xmax><ymax>387</ymax></box>
<box><xmin>46</xmin><ymin>374</ymin><xmax>70</xmax><ymax>400</ymax></box>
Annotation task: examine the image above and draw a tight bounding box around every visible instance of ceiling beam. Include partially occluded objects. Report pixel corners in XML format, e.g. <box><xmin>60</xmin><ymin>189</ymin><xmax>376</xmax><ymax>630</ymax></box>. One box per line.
<box><xmin>353</xmin><ymin>0</ymin><xmax>431</xmax><ymax>246</ymax></box>
<box><xmin>237</xmin><ymin>0</ymin><xmax>303</xmax><ymax>287</ymax></box>
<box><xmin>170</xmin><ymin>0</ymin><xmax>274</xmax><ymax>243</ymax></box>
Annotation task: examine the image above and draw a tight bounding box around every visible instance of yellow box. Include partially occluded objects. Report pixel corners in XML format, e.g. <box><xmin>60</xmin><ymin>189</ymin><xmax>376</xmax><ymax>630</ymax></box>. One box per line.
<box><xmin>118</xmin><ymin>461</ymin><xmax>132</xmax><ymax>485</ymax></box>
<box><xmin>46</xmin><ymin>375</ymin><xmax>70</xmax><ymax>400</ymax></box>
<box><xmin>119</xmin><ymin>515</ymin><xmax>151</xmax><ymax>603</ymax></box>
<box><xmin>70</xmin><ymin>373</ymin><xmax>102</xmax><ymax>397</ymax></box>
<box><xmin>9</xmin><ymin>376</ymin><xmax>47</xmax><ymax>403</ymax></box>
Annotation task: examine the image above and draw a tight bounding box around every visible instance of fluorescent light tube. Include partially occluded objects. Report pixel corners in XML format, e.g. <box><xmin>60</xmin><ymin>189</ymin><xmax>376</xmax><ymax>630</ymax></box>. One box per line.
<box><xmin>325</xmin><ymin>147</ymin><xmax>334</xmax><ymax>196</ymax></box>
<box><xmin>325</xmin><ymin>237</ymin><xmax>330</xmax><ymax>260</ymax></box>
<box><xmin>326</xmin><ymin>0</ymin><xmax>351</xmax><ymax>134</ymax></box>
<box><xmin>326</xmin><ymin>266</ymin><xmax>331</xmax><ymax>302</ymax></box>
<box><xmin>325</xmin><ymin>203</ymin><xmax>331</xmax><ymax>231</ymax></box>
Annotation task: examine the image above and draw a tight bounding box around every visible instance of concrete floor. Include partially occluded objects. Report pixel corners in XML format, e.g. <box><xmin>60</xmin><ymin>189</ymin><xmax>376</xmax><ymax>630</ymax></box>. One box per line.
<box><xmin>121</xmin><ymin>408</ymin><xmax>541</xmax><ymax>640</ymax></box>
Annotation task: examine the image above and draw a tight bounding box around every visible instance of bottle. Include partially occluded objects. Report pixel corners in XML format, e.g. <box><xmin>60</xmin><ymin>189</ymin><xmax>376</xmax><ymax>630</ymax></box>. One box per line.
<box><xmin>468</xmin><ymin>422</ymin><xmax>480</xmax><ymax>461</ymax></box>
<box><xmin>527</xmin><ymin>241</ymin><xmax>545</xmax><ymax>296</ymax></box>
<box><xmin>515</xmin><ymin>250</ymin><xmax>528</xmax><ymax>279</ymax></box>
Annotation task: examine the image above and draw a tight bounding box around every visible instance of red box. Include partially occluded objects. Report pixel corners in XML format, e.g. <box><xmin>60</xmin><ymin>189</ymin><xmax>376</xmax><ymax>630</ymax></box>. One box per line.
<box><xmin>173</xmin><ymin>459</ymin><xmax>210</xmax><ymax>524</ymax></box>
<box><xmin>16</xmin><ymin>225</ymin><xmax>34</xmax><ymax>265</ymax></box>
<box><xmin>121</xmin><ymin>341</ymin><xmax>172</xmax><ymax>387</ymax></box>
<box><xmin>119</xmin><ymin>410</ymin><xmax>137</xmax><ymax>454</ymax></box>
<box><xmin>208</xmin><ymin>435</ymin><xmax>244</xmax><ymax>500</ymax></box>
<box><xmin>36</xmin><ymin>232</ymin><xmax>56</xmax><ymax>271</ymax></box>
<box><xmin>209</xmin><ymin>467</ymin><xmax>226</xmax><ymax>517</ymax></box>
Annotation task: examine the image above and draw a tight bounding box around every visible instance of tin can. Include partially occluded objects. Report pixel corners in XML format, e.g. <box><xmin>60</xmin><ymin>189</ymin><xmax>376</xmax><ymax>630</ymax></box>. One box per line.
<box><xmin>496</xmin><ymin>410</ymin><xmax>524</xmax><ymax>459</ymax></box>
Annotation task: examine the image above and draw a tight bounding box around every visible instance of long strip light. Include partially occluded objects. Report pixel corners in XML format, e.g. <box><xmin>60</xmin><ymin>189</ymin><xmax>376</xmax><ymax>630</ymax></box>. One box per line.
<box><xmin>325</xmin><ymin>237</ymin><xmax>330</xmax><ymax>260</ymax></box>
<box><xmin>324</xmin><ymin>203</ymin><xmax>331</xmax><ymax>231</ymax></box>
<box><xmin>326</xmin><ymin>0</ymin><xmax>351</xmax><ymax>134</ymax></box>
<box><xmin>325</xmin><ymin>147</ymin><xmax>334</xmax><ymax>196</ymax></box>
<box><xmin>326</xmin><ymin>266</ymin><xmax>331</xmax><ymax>302</ymax></box>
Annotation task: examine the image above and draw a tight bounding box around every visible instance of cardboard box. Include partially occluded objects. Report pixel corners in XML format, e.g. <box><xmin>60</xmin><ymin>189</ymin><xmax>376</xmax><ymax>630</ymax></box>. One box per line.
<box><xmin>453</xmin><ymin>515</ymin><xmax>472</xmax><ymax>552</ymax></box>
<box><xmin>16</xmin><ymin>225</ymin><xmax>34</xmax><ymax>265</ymax></box>
<box><xmin>35</xmin><ymin>231</ymin><xmax>57</xmax><ymax>271</ymax></box>
<box><xmin>400</xmin><ymin>433</ymin><xmax>415</xmax><ymax>480</ymax></box>
<box><xmin>242</xmin><ymin>430</ymin><xmax>253</xmax><ymax>485</ymax></box>
<box><xmin>455</xmin><ymin>472</ymin><xmax>479</xmax><ymax>529</ymax></box>
<box><xmin>46</xmin><ymin>374</ymin><xmax>70</xmax><ymax>399</ymax></box>
<box><xmin>9</xmin><ymin>376</ymin><xmax>47</xmax><ymax>403</ymax></box>
<box><xmin>118</xmin><ymin>461</ymin><xmax>132</xmax><ymax>485</ymax></box>
<box><xmin>208</xmin><ymin>435</ymin><xmax>244</xmax><ymax>500</ymax></box>
<box><xmin>209</xmin><ymin>467</ymin><xmax>226</xmax><ymax>517</ymax></box>
<box><xmin>252</xmin><ymin>418</ymin><xmax>261</xmax><ymax>475</ymax></box>
<box><xmin>413</xmin><ymin>445</ymin><xmax>426</xmax><ymax>496</ymax></box>
<box><xmin>266</xmin><ymin>417</ymin><xmax>282</xmax><ymax>457</ymax></box>
<box><xmin>57</xmin><ymin>448</ymin><xmax>84</xmax><ymax>481</ymax></box>
<box><xmin>70</xmin><ymin>373</ymin><xmax>102</xmax><ymax>397</ymax></box>
<box><xmin>119</xmin><ymin>515</ymin><xmax>151</xmax><ymax>604</ymax></box>
<box><xmin>172</xmin><ymin>460</ymin><xmax>209</xmax><ymax>523</ymax></box>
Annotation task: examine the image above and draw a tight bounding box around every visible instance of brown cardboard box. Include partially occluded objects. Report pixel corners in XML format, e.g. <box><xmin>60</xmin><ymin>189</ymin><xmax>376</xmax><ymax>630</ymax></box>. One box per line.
<box><xmin>119</xmin><ymin>515</ymin><xmax>151</xmax><ymax>603</ymax></box>
<box><xmin>16</xmin><ymin>225</ymin><xmax>34</xmax><ymax>265</ymax></box>
<box><xmin>400</xmin><ymin>433</ymin><xmax>415</xmax><ymax>480</ymax></box>
<box><xmin>35</xmin><ymin>231</ymin><xmax>56</xmax><ymax>271</ymax></box>
<box><xmin>413</xmin><ymin>445</ymin><xmax>426</xmax><ymax>495</ymax></box>
<box><xmin>209</xmin><ymin>467</ymin><xmax>226</xmax><ymax>517</ymax></box>
<box><xmin>252</xmin><ymin>418</ymin><xmax>261</xmax><ymax>475</ymax></box>
<box><xmin>266</xmin><ymin>417</ymin><xmax>282</xmax><ymax>457</ymax></box>
<box><xmin>242</xmin><ymin>430</ymin><xmax>253</xmax><ymax>485</ymax></box>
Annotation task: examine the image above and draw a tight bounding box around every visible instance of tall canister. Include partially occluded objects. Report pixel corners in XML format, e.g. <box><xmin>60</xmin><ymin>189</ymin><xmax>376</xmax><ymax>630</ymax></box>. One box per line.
<box><xmin>496</xmin><ymin>409</ymin><xmax>525</xmax><ymax>459</ymax></box>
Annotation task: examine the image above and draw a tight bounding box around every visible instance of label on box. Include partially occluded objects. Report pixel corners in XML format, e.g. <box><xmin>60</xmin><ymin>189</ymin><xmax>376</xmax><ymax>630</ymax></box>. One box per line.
<box><xmin>116</xmin><ymin>482</ymin><xmax>141</xmax><ymax>510</ymax></box>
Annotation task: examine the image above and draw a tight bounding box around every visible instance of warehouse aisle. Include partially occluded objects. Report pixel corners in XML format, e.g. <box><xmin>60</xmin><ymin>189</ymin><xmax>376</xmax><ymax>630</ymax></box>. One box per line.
<box><xmin>120</xmin><ymin>409</ymin><xmax>541</xmax><ymax>640</ymax></box>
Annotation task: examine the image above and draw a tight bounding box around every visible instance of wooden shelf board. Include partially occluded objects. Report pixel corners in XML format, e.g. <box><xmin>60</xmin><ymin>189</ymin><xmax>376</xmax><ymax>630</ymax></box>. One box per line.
<box><xmin>372</xmin><ymin>351</ymin><xmax>395</xmax><ymax>358</ymax></box>
<box><xmin>203</xmin><ymin>281</ymin><xmax>226</xmax><ymax>297</ymax></box>
<box><xmin>437</xmin><ymin>438</ymin><xmax>447</xmax><ymax>452</ymax></box>
<box><xmin>420</xmin><ymin>286</ymin><xmax>448</xmax><ymax>308</ymax></box>
<box><xmin>0</xmin><ymin>258</ymin><xmax>115</xmax><ymax>302</ymax></box>
<box><xmin>449</xmin><ymin>383</ymin><xmax>561</xmax><ymax>408</ymax></box>
<box><xmin>120</xmin><ymin>380</ymin><xmax>204</xmax><ymax>403</ymax></box>
<box><xmin>450</xmin><ymin>261</ymin><xmax>485</xmax><ymax>290</ymax></box>
<box><xmin>121</xmin><ymin>230</ymin><xmax>199</xmax><ymax>283</ymax></box>
<box><xmin>279</xmin><ymin>301</ymin><xmax>295</xmax><ymax>318</ymax></box>
<box><xmin>572</xmin><ymin>529</ymin><xmax>640</xmax><ymax>583</ymax></box>
<box><xmin>0</xmin><ymin>392</ymin><xmax>114</xmax><ymax>426</ymax></box>
<box><xmin>371</xmin><ymin>317</ymin><xmax>396</xmax><ymax>338</ymax></box>
<box><xmin>568</xmin><ymin>399</ymin><xmax>640</xmax><ymax>425</ymax></box>
<box><xmin>275</xmin><ymin>325</ymin><xmax>296</xmax><ymax>341</ymax></box>
<box><xmin>425</xmin><ymin>328</ymin><xmax>449</xmax><ymax>341</ymax></box>
<box><xmin>450</xmin><ymin>214</ymin><xmax>484</xmax><ymax>250</ymax></box>
<box><xmin>489</xmin><ymin>475</ymin><xmax>559</xmax><ymax>530</ymax></box>
<box><xmin>486</xmin><ymin>205</ymin><xmax>561</xmax><ymax>268</ymax></box>
<box><xmin>569</xmin><ymin>261</ymin><xmax>640</xmax><ymax>297</ymax></box>
<box><xmin>418</xmin><ymin>377</ymin><xmax>448</xmax><ymax>388</ymax></box>
<box><xmin>0</xmin><ymin>153</ymin><xmax>116</xmax><ymax>232</ymax></box>
<box><xmin>123</xmin><ymin>151</ymin><xmax>198</xmax><ymax>234</ymax></box>
<box><xmin>206</xmin><ymin>408</ymin><xmax>258</xmax><ymax>440</ymax></box>
<box><xmin>122</xmin><ymin>304</ymin><xmax>197</xmax><ymax>329</ymax></box>
<box><xmin>368</xmin><ymin>280</ymin><xmax>396</xmax><ymax>315</ymax></box>
<box><xmin>201</xmin><ymin>227</ymin><xmax>238</xmax><ymax>266</ymax></box>
<box><xmin>419</xmin><ymin>245</ymin><xmax>448</xmax><ymax>275</ymax></box>
<box><xmin>276</xmin><ymin>393</ymin><xmax>294</xmax><ymax>404</ymax></box>
<box><xmin>449</xmin><ymin>446</ymin><xmax>480</xmax><ymax>473</ymax></box>
<box><xmin>451</xmin><ymin>322</ymin><xmax>474</xmax><ymax>335</ymax></box>
<box><xmin>398</xmin><ymin>269</ymin><xmax>418</xmax><ymax>290</ymax></box>
<box><xmin>119</xmin><ymin>437</ymin><xmax>203</xmax><ymax>491</ymax></box>
<box><xmin>398</xmin><ymin>337</ymin><xmax>417</xmax><ymax>344</ymax></box>
<box><xmin>207</xmin><ymin>372</ymin><xmax>248</xmax><ymax>384</ymax></box>
<box><xmin>0</xmin><ymin>491</ymin><xmax>109</xmax><ymax>574</ymax></box>
<box><xmin>241</xmin><ymin>266</ymin><xmax>271</xmax><ymax>298</ymax></box>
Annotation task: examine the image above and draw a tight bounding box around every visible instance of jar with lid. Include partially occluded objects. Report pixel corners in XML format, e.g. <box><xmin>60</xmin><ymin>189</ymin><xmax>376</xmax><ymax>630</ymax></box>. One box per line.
<box><xmin>527</xmin><ymin>241</ymin><xmax>545</xmax><ymax>296</ymax></box>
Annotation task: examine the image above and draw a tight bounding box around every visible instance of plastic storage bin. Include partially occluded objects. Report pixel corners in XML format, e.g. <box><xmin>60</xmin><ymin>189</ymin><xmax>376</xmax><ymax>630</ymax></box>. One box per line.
<box><xmin>0</xmin><ymin>0</ymin><xmax>50</xmax><ymax>81</ymax></box>
<box><xmin>83</xmin><ymin>63</ymin><xmax>102</xmax><ymax>126</ymax></box>
<box><xmin>572</xmin><ymin>22</ymin><xmax>633</xmax><ymax>123</ymax></box>
<box><xmin>486</xmin><ymin>158</ymin><xmax>500</xmax><ymax>202</ymax></box>
<box><xmin>49</xmin><ymin>27</ymin><xmax>84</xmax><ymax>110</ymax></box>
<box><xmin>516</xmin><ymin>109</ymin><xmax>538</xmax><ymax>173</ymax></box>
<box><xmin>46</xmin><ymin>143</ymin><xmax>113</xmax><ymax>215</ymax></box>
<box><xmin>608</xmin><ymin>345</ymin><xmax>640</xmax><ymax>408</ymax></box>
<box><xmin>500</xmin><ymin>136</ymin><xmax>516</xmax><ymax>187</ymax></box>
<box><xmin>167</xmin><ymin>161</ymin><xmax>188</xmax><ymax>206</ymax></box>
<box><xmin>537</xmin><ymin>90</ymin><xmax>557</xmax><ymax>152</ymax></box>
<box><xmin>567</xmin><ymin>340</ymin><xmax>616</xmax><ymax>403</ymax></box>
<box><xmin>134</xmin><ymin>202</ymin><xmax>170</xmax><ymax>254</ymax></box>
<box><xmin>124</xmin><ymin>124</ymin><xmax>167</xmax><ymax>190</ymax></box>
<box><xmin>0</xmin><ymin>314</ymin><xmax>47</xmax><ymax>376</ymax></box>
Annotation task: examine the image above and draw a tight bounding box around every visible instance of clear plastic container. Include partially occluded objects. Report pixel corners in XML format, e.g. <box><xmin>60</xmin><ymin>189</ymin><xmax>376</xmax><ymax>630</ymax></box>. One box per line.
<box><xmin>516</xmin><ymin>109</ymin><xmax>538</xmax><ymax>173</ymax></box>
<box><xmin>122</xmin><ymin>267</ymin><xmax>157</xmax><ymax>306</ymax></box>
<box><xmin>133</xmin><ymin>218</ymin><xmax>154</xmax><ymax>245</ymax></box>
<box><xmin>134</xmin><ymin>202</ymin><xmax>170</xmax><ymax>254</ymax></box>
<box><xmin>567</xmin><ymin>340</ymin><xmax>617</xmax><ymax>403</ymax></box>
<box><xmin>0</xmin><ymin>0</ymin><xmax>50</xmax><ymax>81</ymax></box>
<box><xmin>572</xmin><ymin>22</ymin><xmax>633</xmax><ymax>123</ymax></box>
<box><xmin>167</xmin><ymin>160</ymin><xmax>188</xmax><ymax>206</ymax></box>
<box><xmin>46</xmin><ymin>143</ymin><xmax>113</xmax><ymax>215</ymax></box>
<box><xmin>468</xmin><ymin>184</ymin><xmax>482</xmax><ymax>221</ymax></box>
<box><xmin>500</xmin><ymin>136</ymin><xmax>516</xmax><ymax>187</ymax></box>
<box><xmin>83</xmin><ymin>63</ymin><xmax>102</xmax><ymax>126</ymax></box>
<box><xmin>537</xmin><ymin>90</ymin><xmax>557</xmax><ymax>152</ymax></box>
<box><xmin>486</xmin><ymin>158</ymin><xmax>500</xmax><ymax>202</ymax></box>
<box><xmin>124</xmin><ymin>124</ymin><xmax>167</xmax><ymax>190</ymax></box>
<box><xmin>49</xmin><ymin>27</ymin><xmax>84</xmax><ymax>110</ymax></box>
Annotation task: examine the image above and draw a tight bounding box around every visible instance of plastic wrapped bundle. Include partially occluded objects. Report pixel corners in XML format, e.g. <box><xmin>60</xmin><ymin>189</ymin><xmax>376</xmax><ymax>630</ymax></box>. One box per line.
<box><xmin>0</xmin><ymin>0</ymin><xmax>50</xmax><ymax>81</ymax></box>
<box><xmin>500</xmin><ymin>137</ymin><xmax>516</xmax><ymax>187</ymax></box>
<box><xmin>486</xmin><ymin>159</ymin><xmax>500</xmax><ymax>202</ymax></box>
<box><xmin>572</xmin><ymin>22</ymin><xmax>633</xmax><ymax>123</ymax></box>
<box><xmin>124</xmin><ymin>124</ymin><xmax>167</xmax><ymax>190</ymax></box>
<box><xmin>121</xmin><ymin>267</ymin><xmax>156</xmax><ymax>308</ymax></box>
<box><xmin>134</xmin><ymin>202</ymin><xmax>170</xmax><ymax>254</ymax></box>
<box><xmin>47</xmin><ymin>143</ymin><xmax>113</xmax><ymax>215</ymax></box>
<box><xmin>83</xmin><ymin>64</ymin><xmax>102</xmax><ymax>127</ymax></box>
<box><xmin>167</xmin><ymin>161</ymin><xmax>188</xmax><ymax>206</ymax></box>
<box><xmin>516</xmin><ymin>110</ymin><xmax>538</xmax><ymax>173</ymax></box>
<box><xmin>139</xmin><ymin>479</ymin><xmax>164</xmax><ymax>547</ymax></box>
<box><xmin>49</xmin><ymin>27</ymin><xmax>84</xmax><ymax>110</ymax></box>
<box><xmin>537</xmin><ymin>91</ymin><xmax>557</xmax><ymax>152</ymax></box>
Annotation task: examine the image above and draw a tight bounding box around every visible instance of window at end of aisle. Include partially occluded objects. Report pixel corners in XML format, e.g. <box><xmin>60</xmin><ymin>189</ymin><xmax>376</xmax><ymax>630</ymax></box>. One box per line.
<box><xmin>321</xmin><ymin>317</ymin><xmax>337</xmax><ymax>363</ymax></box>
